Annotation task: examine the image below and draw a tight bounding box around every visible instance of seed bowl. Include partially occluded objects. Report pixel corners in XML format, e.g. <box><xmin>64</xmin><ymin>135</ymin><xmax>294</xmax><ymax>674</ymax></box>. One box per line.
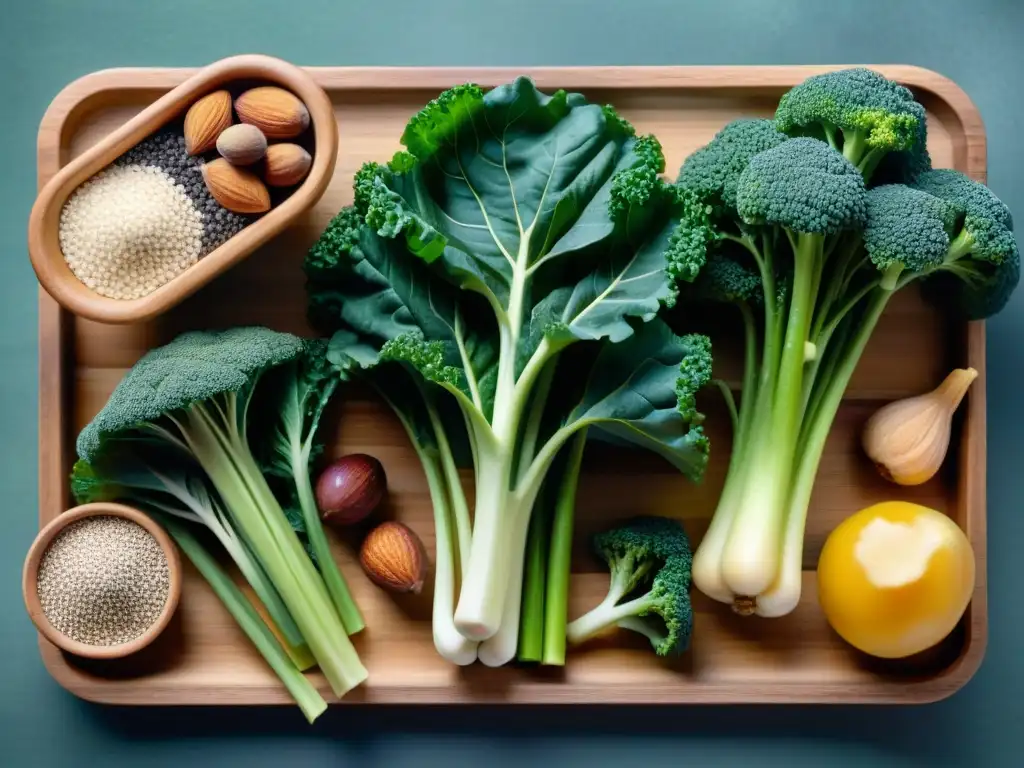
<box><xmin>22</xmin><ymin>503</ymin><xmax>182</xmax><ymax>660</ymax></box>
<box><xmin>27</xmin><ymin>54</ymin><xmax>338</xmax><ymax>324</ymax></box>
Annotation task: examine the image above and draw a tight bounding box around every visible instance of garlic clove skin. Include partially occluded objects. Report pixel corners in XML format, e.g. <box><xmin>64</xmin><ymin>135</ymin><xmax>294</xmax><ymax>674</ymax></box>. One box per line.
<box><xmin>862</xmin><ymin>367</ymin><xmax>978</xmax><ymax>485</ymax></box>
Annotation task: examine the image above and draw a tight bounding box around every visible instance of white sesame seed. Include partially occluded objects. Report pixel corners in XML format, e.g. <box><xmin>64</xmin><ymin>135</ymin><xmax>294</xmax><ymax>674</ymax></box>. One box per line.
<box><xmin>36</xmin><ymin>516</ymin><xmax>170</xmax><ymax>647</ymax></box>
<box><xmin>58</xmin><ymin>164</ymin><xmax>204</xmax><ymax>300</ymax></box>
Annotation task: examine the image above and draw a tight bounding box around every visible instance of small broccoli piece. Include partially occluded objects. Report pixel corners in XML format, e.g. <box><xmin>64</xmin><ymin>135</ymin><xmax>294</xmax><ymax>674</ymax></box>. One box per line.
<box><xmin>774</xmin><ymin>68</ymin><xmax>926</xmax><ymax>180</ymax></box>
<box><xmin>736</xmin><ymin>137</ymin><xmax>868</xmax><ymax>235</ymax></box>
<box><xmin>566</xmin><ymin>516</ymin><xmax>694</xmax><ymax>656</ymax></box>
<box><xmin>863</xmin><ymin>184</ymin><xmax>955</xmax><ymax>287</ymax></box>
<box><xmin>908</xmin><ymin>169</ymin><xmax>1022</xmax><ymax>319</ymax></box>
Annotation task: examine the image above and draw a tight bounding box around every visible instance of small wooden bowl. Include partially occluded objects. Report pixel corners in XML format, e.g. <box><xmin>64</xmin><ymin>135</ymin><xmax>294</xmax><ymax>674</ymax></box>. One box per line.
<box><xmin>27</xmin><ymin>54</ymin><xmax>339</xmax><ymax>324</ymax></box>
<box><xmin>22</xmin><ymin>503</ymin><xmax>182</xmax><ymax>660</ymax></box>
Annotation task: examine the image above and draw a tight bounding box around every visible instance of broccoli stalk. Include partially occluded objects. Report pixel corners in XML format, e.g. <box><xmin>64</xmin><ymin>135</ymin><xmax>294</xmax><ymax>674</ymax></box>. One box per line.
<box><xmin>159</xmin><ymin>516</ymin><xmax>328</xmax><ymax>724</ymax></box>
<box><xmin>679</xmin><ymin>69</ymin><xmax>1020</xmax><ymax>618</ymax></box>
<box><xmin>565</xmin><ymin>517</ymin><xmax>694</xmax><ymax>655</ymax></box>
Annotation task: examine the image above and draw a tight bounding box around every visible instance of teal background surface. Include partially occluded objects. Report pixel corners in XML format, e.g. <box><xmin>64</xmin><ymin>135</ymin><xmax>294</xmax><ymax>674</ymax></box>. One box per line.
<box><xmin>2</xmin><ymin>1</ymin><xmax>1022</xmax><ymax>765</ymax></box>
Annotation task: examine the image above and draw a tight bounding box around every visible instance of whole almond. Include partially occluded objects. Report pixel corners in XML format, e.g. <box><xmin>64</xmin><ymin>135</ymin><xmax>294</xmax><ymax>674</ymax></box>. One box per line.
<box><xmin>359</xmin><ymin>521</ymin><xmax>427</xmax><ymax>594</ymax></box>
<box><xmin>201</xmin><ymin>158</ymin><xmax>271</xmax><ymax>214</ymax></box>
<box><xmin>183</xmin><ymin>90</ymin><xmax>233</xmax><ymax>155</ymax></box>
<box><xmin>264</xmin><ymin>143</ymin><xmax>312</xmax><ymax>187</ymax></box>
<box><xmin>216</xmin><ymin>124</ymin><xmax>268</xmax><ymax>166</ymax></box>
<box><xmin>235</xmin><ymin>86</ymin><xmax>310</xmax><ymax>139</ymax></box>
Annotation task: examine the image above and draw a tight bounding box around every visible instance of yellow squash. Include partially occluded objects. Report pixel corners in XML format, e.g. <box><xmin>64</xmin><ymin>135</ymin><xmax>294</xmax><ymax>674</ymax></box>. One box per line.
<box><xmin>816</xmin><ymin>501</ymin><xmax>975</xmax><ymax>659</ymax></box>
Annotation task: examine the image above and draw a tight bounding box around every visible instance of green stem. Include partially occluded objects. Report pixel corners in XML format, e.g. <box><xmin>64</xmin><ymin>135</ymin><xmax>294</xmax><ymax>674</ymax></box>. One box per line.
<box><xmin>946</xmin><ymin>229</ymin><xmax>976</xmax><ymax>263</ymax></box>
<box><xmin>756</xmin><ymin>288</ymin><xmax>893</xmax><ymax>617</ymax></box>
<box><xmin>540</xmin><ymin>430</ymin><xmax>588</xmax><ymax>666</ymax></box>
<box><xmin>822</xmin><ymin>123</ymin><xmax>839</xmax><ymax>151</ymax></box>
<box><xmin>690</xmin><ymin>300</ymin><xmax>761</xmax><ymax>605</ymax></box>
<box><xmin>714</xmin><ymin>380</ymin><xmax>739</xmax><ymax>432</ymax></box>
<box><xmin>517</xmin><ymin>488</ymin><xmax>550</xmax><ymax>663</ymax></box>
<box><xmin>161</xmin><ymin>517</ymin><xmax>328</xmax><ymax>724</ymax></box>
<box><xmin>378</xmin><ymin>382</ymin><xmax>477</xmax><ymax>664</ymax></box>
<box><xmin>858</xmin><ymin>147</ymin><xmax>886</xmax><ymax>181</ymax></box>
<box><xmin>182</xmin><ymin>405</ymin><xmax>366</xmax><ymax>698</ymax></box>
<box><xmin>424</xmin><ymin>397</ymin><xmax>472</xmax><ymax>567</ymax></box>
<box><xmin>721</xmin><ymin>232</ymin><xmax>820</xmax><ymax>598</ymax></box>
<box><xmin>517</xmin><ymin>355</ymin><xmax>558</xmax><ymax>484</ymax></box>
<box><xmin>294</xmin><ymin>459</ymin><xmax>365</xmax><ymax>635</ymax></box>
<box><xmin>722</xmin><ymin>232</ymin><xmax>767</xmax><ymax>277</ymax></box>
<box><xmin>566</xmin><ymin>591</ymin><xmax>653</xmax><ymax>645</ymax></box>
<box><xmin>147</xmin><ymin>471</ymin><xmax>313</xmax><ymax>669</ymax></box>
<box><xmin>842</xmin><ymin>127</ymin><xmax>868</xmax><ymax>168</ymax></box>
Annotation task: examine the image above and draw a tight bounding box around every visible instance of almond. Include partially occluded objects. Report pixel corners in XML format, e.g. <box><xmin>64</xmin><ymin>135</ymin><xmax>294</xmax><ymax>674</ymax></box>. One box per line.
<box><xmin>183</xmin><ymin>90</ymin><xmax>233</xmax><ymax>155</ymax></box>
<box><xmin>263</xmin><ymin>143</ymin><xmax>312</xmax><ymax>187</ymax></box>
<box><xmin>201</xmin><ymin>158</ymin><xmax>271</xmax><ymax>214</ymax></box>
<box><xmin>359</xmin><ymin>521</ymin><xmax>427</xmax><ymax>594</ymax></box>
<box><xmin>235</xmin><ymin>86</ymin><xmax>310</xmax><ymax>139</ymax></box>
<box><xmin>216</xmin><ymin>124</ymin><xmax>268</xmax><ymax>166</ymax></box>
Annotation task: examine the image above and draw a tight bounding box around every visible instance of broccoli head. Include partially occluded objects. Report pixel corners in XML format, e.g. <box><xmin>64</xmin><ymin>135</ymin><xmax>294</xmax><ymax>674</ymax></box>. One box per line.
<box><xmin>676</xmin><ymin>118</ymin><xmax>790</xmax><ymax>211</ymax></box>
<box><xmin>736</xmin><ymin>137</ymin><xmax>868</xmax><ymax>235</ymax></box>
<box><xmin>566</xmin><ymin>516</ymin><xmax>694</xmax><ymax>656</ymax></box>
<box><xmin>863</xmin><ymin>184</ymin><xmax>956</xmax><ymax>286</ymax></box>
<box><xmin>774</xmin><ymin>68</ymin><xmax>926</xmax><ymax>179</ymax></box>
<box><xmin>77</xmin><ymin>327</ymin><xmax>306</xmax><ymax>462</ymax></box>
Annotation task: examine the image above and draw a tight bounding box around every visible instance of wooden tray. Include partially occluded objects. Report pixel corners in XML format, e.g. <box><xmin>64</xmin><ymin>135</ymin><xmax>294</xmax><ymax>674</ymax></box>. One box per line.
<box><xmin>36</xmin><ymin>64</ymin><xmax>988</xmax><ymax>706</ymax></box>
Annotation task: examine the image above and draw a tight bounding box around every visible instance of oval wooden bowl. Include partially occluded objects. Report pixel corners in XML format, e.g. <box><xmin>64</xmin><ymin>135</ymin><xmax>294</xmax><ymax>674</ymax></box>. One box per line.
<box><xmin>22</xmin><ymin>503</ymin><xmax>182</xmax><ymax>660</ymax></box>
<box><xmin>27</xmin><ymin>54</ymin><xmax>339</xmax><ymax>324</ymax></box>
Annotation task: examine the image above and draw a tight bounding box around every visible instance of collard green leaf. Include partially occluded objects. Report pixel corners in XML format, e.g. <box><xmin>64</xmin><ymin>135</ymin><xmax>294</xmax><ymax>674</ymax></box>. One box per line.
<box><xmin>358</xmin><ymin>77</ymin><xmax>683</xmax><ymax>322</ymax></box>
<box><xmin>569</xmin><ymin>319</ymin><xmax>711</xmax><ymax>481</ymax></box>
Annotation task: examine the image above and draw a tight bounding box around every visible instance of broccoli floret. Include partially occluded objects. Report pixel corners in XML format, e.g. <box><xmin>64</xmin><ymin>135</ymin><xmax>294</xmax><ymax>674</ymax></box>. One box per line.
<box><xmin>914</xmin><ymin>169</ymin><xmax>1016</xmax><ymax>262</ymax></box>
<box><xmin>690</xmin><ymin>249</ymin><xmax>764</xmax><ymax>306</ymax></box>
<box><xmin>774</xmin><ymin>68</ymin><xmax>926</xmax><ymax>180</ymax></box>
<box><xmin>566</xmin><ymin>516</ymin><xmax>694</xmax><ymax>656</ymax></box>
<box><xmin>863</xmin><ymin>184</ymin><xmax>955</xmax><ymax>287</ymax></box>
<box><xmin>736</xmin><ymin>137</ymin><xmax>868</xmax><ymax>235</ymax></box>
<box><xmin>908</xmin><ymin>169</ymin><xmax>1022</xmax><ymax>319</ymax></box>
<box><xmin>677</xmin><ymin>118</ymin><xmax>790</xmax><ymax>211</ymax></box>
<box><xmin>77</xmin><ymin>327</ymin><xmax>306</xmax><ymax>461</ymax></box>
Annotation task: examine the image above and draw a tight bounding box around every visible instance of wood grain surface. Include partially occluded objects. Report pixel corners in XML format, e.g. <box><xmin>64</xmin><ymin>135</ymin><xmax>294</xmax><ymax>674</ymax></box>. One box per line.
<box><xmin>35</xmin><ymin>64</ymin><xmax>988</xmax><ymax>706</ymax></box>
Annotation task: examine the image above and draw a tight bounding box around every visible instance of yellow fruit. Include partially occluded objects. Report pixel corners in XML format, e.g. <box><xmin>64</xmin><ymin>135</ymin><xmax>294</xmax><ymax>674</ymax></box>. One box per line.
<box><xmin>816</xmin><ymin>501</ymin><xmax>975</xmax><ymax>659</ymax></box>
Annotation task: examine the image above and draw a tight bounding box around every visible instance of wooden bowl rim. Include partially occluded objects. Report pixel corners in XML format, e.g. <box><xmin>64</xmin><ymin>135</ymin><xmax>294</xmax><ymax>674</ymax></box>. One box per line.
<box><xmin>22</xmin><ymin>502</ymin><xmax>182</xmax><ymax>660</ymax></box>
<box><xmin>27</xmin><ymin>53</ymin><xmax>339</xmax><ymax>325</ymax></box>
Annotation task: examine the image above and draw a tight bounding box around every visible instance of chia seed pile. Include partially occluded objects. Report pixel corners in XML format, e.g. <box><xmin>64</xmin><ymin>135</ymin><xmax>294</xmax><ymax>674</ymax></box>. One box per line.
<box><xmin>58</xmin><ymin>131</ymin><xmax>255</xmax><ymax>301</ymax></box>
<box><xmin>36</xmin><ymin>515</ymin><xmax>171</xmax><ymax>646</ymax></box>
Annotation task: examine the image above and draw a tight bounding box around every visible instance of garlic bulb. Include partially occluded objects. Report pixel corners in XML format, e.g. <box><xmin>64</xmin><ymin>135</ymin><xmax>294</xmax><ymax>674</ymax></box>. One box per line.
<box><xmin>862</xmin><ymin>368</ymin><xmax>978</xmax><ymax>485</ymax></box>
